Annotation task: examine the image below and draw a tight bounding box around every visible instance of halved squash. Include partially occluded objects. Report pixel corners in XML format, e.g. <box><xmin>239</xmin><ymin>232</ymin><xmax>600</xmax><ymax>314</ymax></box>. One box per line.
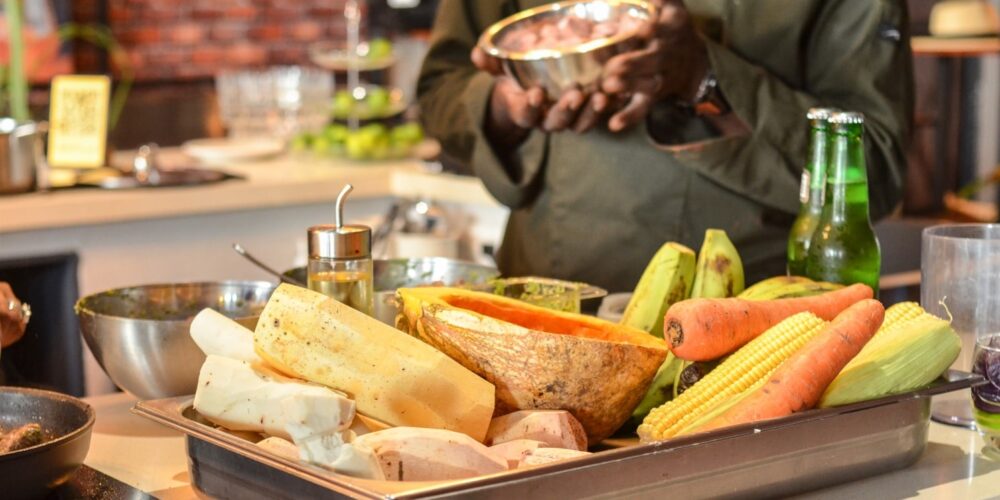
<box><xmin>397</xmin><ymin>287</ymin><xmax>669</xmax><ymax>443</ymax></box>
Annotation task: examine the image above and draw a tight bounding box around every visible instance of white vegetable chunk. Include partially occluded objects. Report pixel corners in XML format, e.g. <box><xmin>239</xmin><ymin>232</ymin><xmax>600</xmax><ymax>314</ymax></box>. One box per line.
<box><xmin>326</xmin><ymin>443</ymin><xmax>387</xmax><ymax>481</ymax></box>
<box><xmin>353</xmin><ymin>427</ymin><xmax>507</xmax><ymax>481</ymax></box>
<box><xmin>519</xmin><ymin>448</ymin><xmax>592</xmax><ymax>467</ymax></box>
<box><xmin>256</xmin><ymin>437</ymin><xmax>300</xmax><ymax>460</ymax></box>
<box><xmin>190</xmin><ymin>308</ymin><xmax>261</xmax><ymax>363</ymax></box>
<box><xmin>486</xmin><ymin>410</ymin><xmax>588</xmax><ymax>451</ymax></box>
<box><xmin>488</xmin><ymin>439</ymin><xmax>547</xmax><ymax>469</ymax></box>
<box><xmin>193</xmin><ymin>355</ymin><xmax>355</xmax><ymax>441</ymax></box>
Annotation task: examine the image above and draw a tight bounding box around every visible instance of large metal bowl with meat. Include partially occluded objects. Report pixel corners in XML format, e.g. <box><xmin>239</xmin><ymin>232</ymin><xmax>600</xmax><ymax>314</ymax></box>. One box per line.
<box><xmin>478</xmin><ymin>0</ymin><xmax>655</xmax><ymax>95</ymax></box>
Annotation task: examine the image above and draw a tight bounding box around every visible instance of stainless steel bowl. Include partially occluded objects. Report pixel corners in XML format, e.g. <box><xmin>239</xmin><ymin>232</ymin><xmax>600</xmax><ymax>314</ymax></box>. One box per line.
<box><xmin>284</xmin><ymin>257</ymin><xmax>500</xmax><ymax>325</ymax></box>
<box><xmin>478</xmin><ymin>0</ymin><xmax>654</xmax><ymax>95</ymax></box>
<box><xmin>76</xmin><ymin>281</ymin><xmax>276</xmax><ymax>399</ymax></box>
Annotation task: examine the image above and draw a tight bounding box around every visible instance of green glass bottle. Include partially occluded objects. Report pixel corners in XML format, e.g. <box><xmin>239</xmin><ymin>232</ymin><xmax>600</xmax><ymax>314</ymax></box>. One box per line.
<box><xmin>787</xmin><ymin>108</ymin><xmax>837</xmax><ymax>276</ymax></box>
<box><xmin>804</xmin><ymin>111</ymin><xmax>881</xmax><ymax>295</ymax></box>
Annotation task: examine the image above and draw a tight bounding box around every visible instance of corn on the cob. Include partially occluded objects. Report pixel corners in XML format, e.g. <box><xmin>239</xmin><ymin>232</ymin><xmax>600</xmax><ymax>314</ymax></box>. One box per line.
<box><xmin>819</xmin><ymin>310</ymin><xmax>960</xmax><ymax>407</ymax></box>
<box><xmin>638</xmin><ymin>313</ymin><xmax>826</xmax><ymax>442</ymax></box>
<box><xmin>878</xmin><ymin>301</ymin><xmax>923</xmax><ymax>333</ymax></box>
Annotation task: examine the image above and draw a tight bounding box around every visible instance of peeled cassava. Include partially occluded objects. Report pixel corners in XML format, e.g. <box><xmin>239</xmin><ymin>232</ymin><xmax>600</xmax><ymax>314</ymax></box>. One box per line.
<box><xmin>397</xmin><ymin>287</ymin><xmax>669</xmax><ymax>443</ymax></box>
<box><xmin>254</xmin><ymin>284</ymin><xmax>495</xmax><ymax>442</ymax></box>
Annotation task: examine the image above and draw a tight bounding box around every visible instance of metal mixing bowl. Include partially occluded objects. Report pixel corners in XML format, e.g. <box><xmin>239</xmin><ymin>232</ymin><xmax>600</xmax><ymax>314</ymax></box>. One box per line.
<box><xmin>478</xmin><ymin>0</ymin><xmax>655</xmax><ymax>95</ymax></box>
<box><xmin>284</xmin><ymin>257</ymin><xmax>500</xmax><ymax>325</ymax></box>
<box><xmin>76</xmin><ymin>281</ymin><xmax>276</xmax><ymax>399</ymax></box>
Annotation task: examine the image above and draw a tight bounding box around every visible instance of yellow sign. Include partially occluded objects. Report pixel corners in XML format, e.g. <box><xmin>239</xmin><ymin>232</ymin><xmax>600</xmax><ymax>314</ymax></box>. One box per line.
<box><xmin>47</xmin><ymin>75</ymin><xmax>111</xmax><ymax>168</ymax></box>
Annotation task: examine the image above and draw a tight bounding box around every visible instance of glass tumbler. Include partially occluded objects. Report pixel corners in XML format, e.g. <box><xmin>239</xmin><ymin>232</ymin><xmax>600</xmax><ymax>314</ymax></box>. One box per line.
<box><xmin>921</xmin><ymin>224</ymin><xmax>1000</xmax><ymax>453</ymax></box>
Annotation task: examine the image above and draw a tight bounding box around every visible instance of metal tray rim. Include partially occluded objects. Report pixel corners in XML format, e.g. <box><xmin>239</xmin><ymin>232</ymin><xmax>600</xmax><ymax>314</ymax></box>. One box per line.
<box><xmin>132</xmin><ymin>370</ymin><xmax>984</xmax><ymax>498</ymax></box>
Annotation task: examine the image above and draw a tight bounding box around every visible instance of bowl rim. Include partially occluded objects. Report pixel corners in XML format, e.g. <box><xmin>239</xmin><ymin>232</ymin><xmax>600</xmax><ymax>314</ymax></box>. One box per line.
<box><xmin>0</xmin><ymin>387</ymin><xmax>95</xmax><ymax>462</ymax></box>
<box><xmin>478</xmin><ymin>0</ymin><xmax>656</xmax><ymax>62</ymax></box>
<box><xmin>74</xmin><ymin>280</ymin><xmax>277</xmax><ymax>323</ymax></box>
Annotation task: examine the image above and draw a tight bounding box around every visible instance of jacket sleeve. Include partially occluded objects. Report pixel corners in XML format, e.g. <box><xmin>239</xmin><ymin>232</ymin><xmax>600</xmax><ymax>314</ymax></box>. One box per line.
<box><xmin>416</xmin><ymin>0</ymin><xmax>549</xmax><ymax>209</ymax></box>
<box><xmin>679</xmin><ymin>0</ymin><xmax>913</xmax><ymax>219</ymax></box>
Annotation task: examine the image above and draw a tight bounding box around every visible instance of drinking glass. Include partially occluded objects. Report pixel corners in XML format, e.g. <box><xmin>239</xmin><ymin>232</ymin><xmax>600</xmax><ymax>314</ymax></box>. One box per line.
<box><xmin>921</xmin><ymin>224</ymin><xmax>1000</xmax><ymax>453</ymax></box>
<box><xmin>215</xmin><ymin>67</ymin><xmax>332</xmax><ymax>139</ymax></box>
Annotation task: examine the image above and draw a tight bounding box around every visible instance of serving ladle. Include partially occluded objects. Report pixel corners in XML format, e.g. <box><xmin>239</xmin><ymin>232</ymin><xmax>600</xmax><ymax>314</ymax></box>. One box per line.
<box><xmin>232</xmin><ymin>243</ymin><xmax>306</xmax><ymax>286</ymax></box>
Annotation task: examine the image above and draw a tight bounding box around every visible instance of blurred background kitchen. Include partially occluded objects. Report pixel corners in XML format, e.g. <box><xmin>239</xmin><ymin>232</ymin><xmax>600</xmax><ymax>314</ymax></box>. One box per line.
<box><xmin>0</xmin><ymin>0</ymin><xmax>998</xmax><ymax>396</ymax></box>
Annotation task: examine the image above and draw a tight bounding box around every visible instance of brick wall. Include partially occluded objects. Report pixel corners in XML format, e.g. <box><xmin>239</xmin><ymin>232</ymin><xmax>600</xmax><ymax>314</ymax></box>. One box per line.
<box><xmin>102</xmin><ymin>0</ymin><xmax>349</xmax><ymax>81</ymax></box>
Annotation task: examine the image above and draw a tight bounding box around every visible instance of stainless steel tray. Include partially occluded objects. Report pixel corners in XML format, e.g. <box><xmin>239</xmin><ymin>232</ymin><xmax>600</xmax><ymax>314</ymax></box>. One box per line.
<box><xmin>133</xmin><ymin>371</ymin><xmax>983</xmax><ymax>499</ymax></box>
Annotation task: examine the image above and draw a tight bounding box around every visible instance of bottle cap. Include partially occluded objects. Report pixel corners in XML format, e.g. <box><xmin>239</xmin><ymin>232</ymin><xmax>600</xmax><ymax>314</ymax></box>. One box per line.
<box><xmin>806</xmin><ymin>107</ymin><xmax>839</xmax><ymax>121</ymax></box>
<box><xmin>829</xmin><ymin>111</ymin><xmax>865</xmax><ymax>125</ymax></box>
<box><xmin>308</xmin><ymin>184</ymin><xmax>372</xmax><ymax>259</ymax></box>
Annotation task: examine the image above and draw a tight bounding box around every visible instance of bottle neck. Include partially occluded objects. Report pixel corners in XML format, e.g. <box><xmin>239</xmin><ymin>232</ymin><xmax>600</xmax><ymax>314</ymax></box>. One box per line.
<box><xmin>804</xmin><ymin>124</ymin><xmax>829</xmax><ymax>209</ymax></box>
<box><xmin>825</xmin><ymin>123</ymin><xmax>870</xmax><ymax>223</ymax></box>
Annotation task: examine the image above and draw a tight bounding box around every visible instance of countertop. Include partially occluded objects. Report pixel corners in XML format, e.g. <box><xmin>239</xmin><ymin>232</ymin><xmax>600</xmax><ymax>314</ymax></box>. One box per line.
<box><xmin>83</xmin><ymin>393</ymin><xmax>1000</xmax><ymax>499</ymax></box>
<box><xmin>0</xmin><ymin>153</ymin><xmax>497</xmax><ymax>234</ymax></box>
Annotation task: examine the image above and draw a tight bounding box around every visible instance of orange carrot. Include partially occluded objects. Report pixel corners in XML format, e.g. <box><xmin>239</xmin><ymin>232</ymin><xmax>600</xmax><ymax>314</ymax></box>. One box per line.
<box><xmin>665</xmin><ymin>283</ymin><xmax>873</xmax><ymax>361</ymax></box>
<box><xmin>694</xmin><ymin>299</ymin><xmax>885</xmax><ymax>433</ymax></box>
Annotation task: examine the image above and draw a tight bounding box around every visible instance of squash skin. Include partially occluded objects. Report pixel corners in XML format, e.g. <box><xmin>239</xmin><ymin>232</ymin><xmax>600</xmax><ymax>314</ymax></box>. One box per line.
<box><xmin>398</xmin><ymin>287</ymin><xmax>669</xmax><ymax>443</ymax></box>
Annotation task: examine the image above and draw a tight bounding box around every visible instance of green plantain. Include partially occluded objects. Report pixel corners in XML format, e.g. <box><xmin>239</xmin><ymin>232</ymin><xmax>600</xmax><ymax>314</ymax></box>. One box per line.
<box><xmin>739</xmin><ymin>276</ymin><xmax>843</xmax><ymax>300</ymax></box>
<box><xmin>621</xmin><ymin>242</ymin><xmax>696</xmax><ymax>338</ymax></box>
<box><xmin>690</xmin><ymin>229</ymin><xmax>745</xmax><ymax>299</ymax></box>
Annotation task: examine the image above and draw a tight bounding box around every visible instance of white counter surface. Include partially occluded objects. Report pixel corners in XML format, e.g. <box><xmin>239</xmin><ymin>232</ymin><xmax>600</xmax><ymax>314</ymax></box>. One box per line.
<box><xmin>84</xmin><ymin>393</ymin><xmax>1000</xmax><ymax>499</ymax></box>
<box><xmin>0</xmin><ymin>154</ymin><xmax>497</xmax><ymax>234</ymax></box>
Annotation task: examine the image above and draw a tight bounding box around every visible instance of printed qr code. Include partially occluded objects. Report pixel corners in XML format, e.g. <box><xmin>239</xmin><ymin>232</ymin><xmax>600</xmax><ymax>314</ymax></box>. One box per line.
<box><xmin>57</xmin><ymin>88</ymin><xmax>100</xmax><ymax>135</ymax></box>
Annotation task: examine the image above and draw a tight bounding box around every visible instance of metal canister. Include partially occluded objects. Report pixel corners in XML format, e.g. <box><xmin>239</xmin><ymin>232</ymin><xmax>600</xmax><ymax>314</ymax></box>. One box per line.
<box><xmin>0</xmin><ymin>119</ymin><xmax>47</xmax><ymax>194</ymax></box>
<box><xmin>307</xmin><ymin>184</ymin><xmax>375</xmax><ymax>315</ymax></box>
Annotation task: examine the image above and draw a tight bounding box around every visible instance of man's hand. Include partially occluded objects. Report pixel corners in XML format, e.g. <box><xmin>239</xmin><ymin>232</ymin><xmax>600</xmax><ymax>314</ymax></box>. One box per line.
<box><xmin>473</xmin><ymin>47</ymin><xmax>608</xmax><ymax>145</ymax></box>
<box><xmin>601</xmin><ymin>0</ymin><xmax>709</xmax><ymax>132</ymax></box>
<box><xmin>0</xmin><ymin>282</ymin><xmax>27</xmax><ymax>348</ymax></box>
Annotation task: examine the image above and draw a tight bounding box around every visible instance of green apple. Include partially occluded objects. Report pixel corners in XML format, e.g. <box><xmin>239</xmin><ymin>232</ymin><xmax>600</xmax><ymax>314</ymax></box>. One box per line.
<box><xmin>332</xmin><ymin>90</ymin><xmax>355</xmax><ymax>118</ymax></box>
<box><xmin>311</xmin><ymin>134</ymin><xmax>333</xmax><ymax>154</ymax></box>
<box><xmin>391</xmin><ymin>122</ymin><xmax>424</xmax><ymax>146</ymax></box>
<box><xmin>365</xmin><ymin>87</ymin><xmax>391</xmax><ymax>117</ymax></box>
<box><xmin>290</xmin><ymin>133</ymin><xmax>312</xmax><ymax>151</ymax></box>
<box><xmin>324</xmin><ymin>124</ymin><xmax>349</xmax><ymax>144</ymax></box>
<box><xmin>367</xmin><ymin>38</ymin><xmax>393</xmax><ymax>60</ymax></box>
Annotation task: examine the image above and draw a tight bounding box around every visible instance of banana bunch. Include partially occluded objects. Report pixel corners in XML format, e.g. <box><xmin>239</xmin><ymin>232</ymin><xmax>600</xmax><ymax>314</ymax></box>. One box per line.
<box><xmin>738</xmin><ymin>276</ymin><xmax>843</xmax><ymax>300</ymax></box>
<box><xmin>622</xmin><ymin>229</ymin><xmax>744</xmax><ymax>430</ymax></box>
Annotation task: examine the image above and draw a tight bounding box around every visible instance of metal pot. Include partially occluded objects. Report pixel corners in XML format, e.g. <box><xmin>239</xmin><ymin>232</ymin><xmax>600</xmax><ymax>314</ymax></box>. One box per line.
<box><xmin>0</xmin><ymin>387</ymin><xmax>94</xmax><ymax>500</ymax></box>
<box><xmin>0</xmin><ymin>119</ymin><xmax>47</xmax><ymax>194</ymax></box>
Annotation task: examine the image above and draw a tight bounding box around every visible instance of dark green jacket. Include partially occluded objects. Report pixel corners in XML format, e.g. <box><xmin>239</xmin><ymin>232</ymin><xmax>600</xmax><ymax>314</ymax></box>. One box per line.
<box><xmin>418</xmin><ymin>0</ymin><xmax>912</xmax><ymax>292</ymax></box>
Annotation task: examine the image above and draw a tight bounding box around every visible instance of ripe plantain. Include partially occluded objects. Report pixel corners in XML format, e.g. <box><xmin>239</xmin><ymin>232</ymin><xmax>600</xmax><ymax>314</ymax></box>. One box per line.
<box><xmin>621</xmin><ymin>242</ymin><xmax>696</xmax><ymax>338</ymax></box>
<box><xmin>690</xmin><ymin>229</ymin><xmax>745</xmax><ymax>299</ymax></box>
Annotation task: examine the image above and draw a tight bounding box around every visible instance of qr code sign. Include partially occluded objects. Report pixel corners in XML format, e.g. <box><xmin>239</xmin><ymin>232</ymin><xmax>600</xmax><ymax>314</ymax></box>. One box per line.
<box><xmin>56</xmin><ymin>88</ymin><xmax>100</xmax><ymax>136</ymax></box>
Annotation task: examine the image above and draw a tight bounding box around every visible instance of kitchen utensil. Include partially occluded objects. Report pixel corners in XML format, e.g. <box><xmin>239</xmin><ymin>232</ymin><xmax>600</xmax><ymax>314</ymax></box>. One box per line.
<box><xmin>233</xmin><ymin>243</ymin><xmax>305</xmax><ymax>286</ymax></box>
<box><xmin>922</xmin><ymin>224</ymin><xmax>1000</xmax><ymax>431</ymax></box>
<box><xmin>76</xmin><ymin>281</ymin><xmax>276</xmax><ymax>399</ymax></box>
<box><xmin>0</xmin><ymin>387</ymin><xmax>94</xmax><ymax>500</ymax></box>
<box><xmin>181</xmin><ymin>137</ymin><xmax>286</xmax><ymax>164</ymax></box>
<box><xmin>134</xmin><ymin>371</ymin><xmax>982</xmax><ymax>499</ymax></box>
<box><xmin>81</xmin><ymin>144</ymin><xmax>236</xmax><ymax>190</ymax></box>
<box><xmin>0</xmin><ymin>118</ymin><xmax>47</xmax><ymax>194</ymax></box>
<box><xmin>284</xmin><ymin>257</ymin><xmax>500</xmax><ymax>325</ymax></box>
<box><xmin>478</xmin><ymin>0</ymin><xmax>655</xmax><ymax>96</ymax></box>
